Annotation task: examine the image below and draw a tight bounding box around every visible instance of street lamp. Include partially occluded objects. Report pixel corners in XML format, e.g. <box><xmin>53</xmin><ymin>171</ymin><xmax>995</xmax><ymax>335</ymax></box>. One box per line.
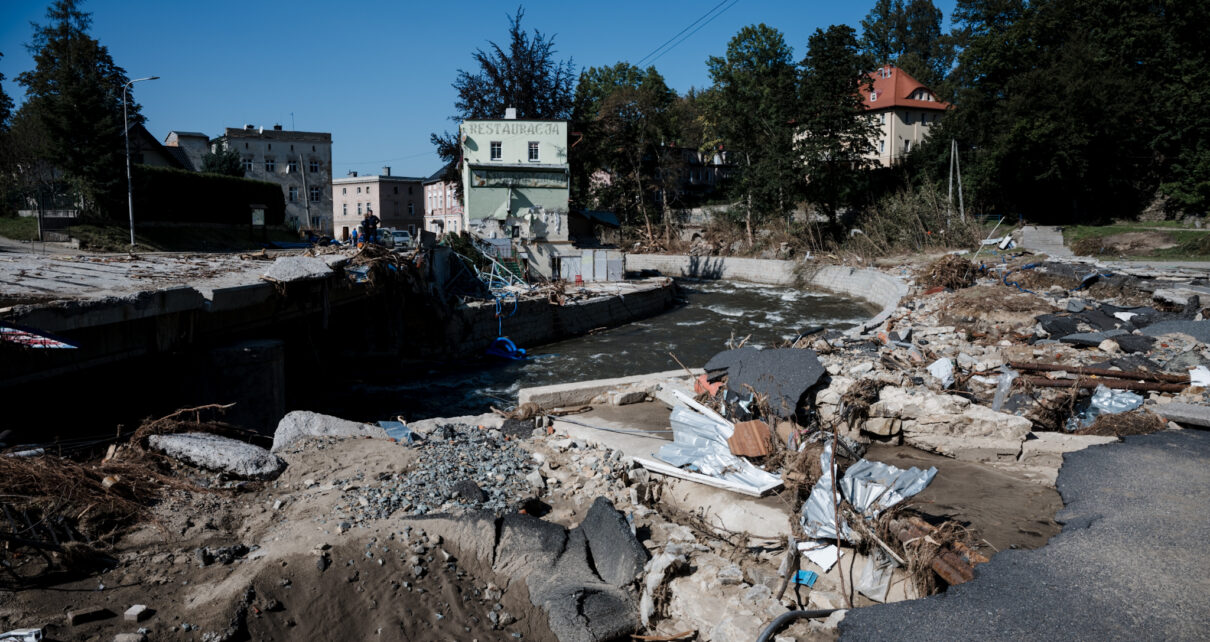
<box><xmin>123</xmin><ymin>75</ymin><xmax>160</xmax><ymax>248</ymax></box>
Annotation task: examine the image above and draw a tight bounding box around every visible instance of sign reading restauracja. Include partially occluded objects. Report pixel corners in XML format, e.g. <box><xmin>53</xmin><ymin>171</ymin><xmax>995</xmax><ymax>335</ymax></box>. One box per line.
<box><xmin>460</xmin><ymin>118</ymin><xmax>569</xmax><ymax>234</ymax></box>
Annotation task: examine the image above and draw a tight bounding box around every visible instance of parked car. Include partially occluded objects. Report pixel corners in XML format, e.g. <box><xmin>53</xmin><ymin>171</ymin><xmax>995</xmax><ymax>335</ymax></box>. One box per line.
<box><xmin>392</xmin><ymin>230</ymin><xmax>412</xmax><ymax>248</ymax></box>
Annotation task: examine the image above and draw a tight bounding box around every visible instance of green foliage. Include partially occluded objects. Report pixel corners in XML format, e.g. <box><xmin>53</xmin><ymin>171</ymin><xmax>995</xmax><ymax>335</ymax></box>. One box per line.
<box><xmin>797</xmin><ymin>25</ymin><xmax>880</xmax><ymax>224</ymax></box>
<box><xmin>17</xmin><ymin>0</ymin><xmax>135</xmax><ymax>219</ymax></box>
<box><xmin>572</xmin><ymin>62</ymin><xmax>679</xmax><ymax>242</ymax></box>
<box><xmin>201</xmin><ymin>146</ymin><xmax>245</xmax><ymax>177</ymax></box>
<box><xmin>706</xmin><ymin>24</ymin><xmax>799</xmax><ymax>245</ymax></box>
<box><xmin>431</xmin><ymin>6</ymin><xmax>576</xmax><ymax>188</ymax></box>
<box><xmin>131</xmin><ymin>165</ymin><xmax>285</xmax><ymax>225</ymax></box>
<box><xmin>0</xmin><ymin>215</ymin><xmax>40</xmax><ymax>241</ymax></box>
<box><xmin>921</xmin><ymin>0</ymin><xmax>1210</xmax><ymax>222</ymax></box>
<box><xmin>0</xmin><ymin>52</ymin><xmax>12</xmax><ymax>131</ymax></box>
<box><xmin>842</xmin><ymin>182</ymin><xmax>984</xmax><ymax>257</ymax></box>
<box><xmin>860</xmin><ymin>0</ymin><xmax>954</xmax><ymax>90</ymax></box>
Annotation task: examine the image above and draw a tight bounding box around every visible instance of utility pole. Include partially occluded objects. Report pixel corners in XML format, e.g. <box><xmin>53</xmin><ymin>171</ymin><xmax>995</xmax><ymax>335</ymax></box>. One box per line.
<box><xmin>123</xmin><ymin>75</ymin><xmax>160</xmax><ymax>248</ymax></box>
<box><xmin>948</xmin><ymin>139</ymin><xmax>965</xmax><ymax>223</ymax></box>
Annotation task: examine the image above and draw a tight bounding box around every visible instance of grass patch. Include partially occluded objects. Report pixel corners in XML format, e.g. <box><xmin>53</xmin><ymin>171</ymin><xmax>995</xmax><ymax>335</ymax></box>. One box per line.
<box><xmin>1065</xmin><ymin>224</ymin><xmax>1210</xmax><ymax>262</ymax></box>
<box><xmin>0</xmin><ymin>216</ymin><xmax>41</xmax><ymax>242</ymax></box>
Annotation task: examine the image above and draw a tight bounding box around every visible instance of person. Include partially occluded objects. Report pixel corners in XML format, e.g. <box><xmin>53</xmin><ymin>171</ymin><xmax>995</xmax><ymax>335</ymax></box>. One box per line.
<box><xmin>351</xmin><ymin>228</ymin><xmax>359</xmax><ymax>247</ymax></box>
<box><xmin>362</xmin><ymin>209</ymin><xmax>381</xmax><ymax>244</ymax></box>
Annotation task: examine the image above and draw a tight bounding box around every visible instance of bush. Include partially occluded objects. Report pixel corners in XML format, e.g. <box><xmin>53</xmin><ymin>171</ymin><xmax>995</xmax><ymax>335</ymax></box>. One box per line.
<box><xmin>841</xmin><ymin>184</ymin><xmax>985</xmax><ymax>257</ymax></box>
<box><xmin>131</xmin><ymin>165</ymin><xmax>285</xmax><ymax>225</ymax></box>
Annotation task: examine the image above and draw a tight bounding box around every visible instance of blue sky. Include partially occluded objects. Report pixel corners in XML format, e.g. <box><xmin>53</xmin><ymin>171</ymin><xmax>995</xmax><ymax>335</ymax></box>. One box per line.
<box><xmin>1</xmin><ymin>0</ymin><xmax>956</xmax><ymax>179</ymax></box>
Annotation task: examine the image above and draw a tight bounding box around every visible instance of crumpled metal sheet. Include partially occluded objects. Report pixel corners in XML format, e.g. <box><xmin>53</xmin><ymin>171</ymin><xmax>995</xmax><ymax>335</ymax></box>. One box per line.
<box><xmin>841</xmin><ymin>459</ymin><xmax>938</xmax><ymax>517</ymax></box>
<box><xmin>656</xmin><ymin>404</ymin><xmax>781</xmax><ymax>494</ymax></box>
<box><xmin>801</xmin><ymin>441</ymin><xmax>938</xmax><ymax>541</ymax></box>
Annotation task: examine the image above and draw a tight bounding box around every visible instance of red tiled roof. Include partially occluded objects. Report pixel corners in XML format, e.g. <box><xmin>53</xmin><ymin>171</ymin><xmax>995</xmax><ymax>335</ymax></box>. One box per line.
<box><xmin>861</xmin><ymin>65</ymin><xmax>950</xmax><ymax>111</ymax></box>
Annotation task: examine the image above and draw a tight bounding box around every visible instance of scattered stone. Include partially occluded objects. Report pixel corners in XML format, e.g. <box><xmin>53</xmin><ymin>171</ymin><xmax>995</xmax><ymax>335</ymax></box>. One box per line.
<box><xmin>68</xmin><ymin>607</ymin><xmax>112</xmax><ymax>626</ymax></box>
<box><xmin>124</xmin><ymin>604</ymin><xmax>149</xmax><ymax>622</ymax></box>
<box><xmin>525</xmin><ymin>470</ymin><xmax>545</xmax><ymax>490</ymax></box>
<box><xmin>113</xmin><ymin>634</ymin><xmax>146</xmax><ymax>642</ymax></box>
<box><xmin>197</xmin><ymin>545</ymin><xmax>249</xmax><ymax>567</ymax></box>
<box><xmin>718</xmin><ymin>564</ymin><xmax>744</xmax><ymax>586</ymax></box>
<box><xmin>148</xmin><ymin>433</ymin><xmax>285</xmax><ymax>480</ymax></box>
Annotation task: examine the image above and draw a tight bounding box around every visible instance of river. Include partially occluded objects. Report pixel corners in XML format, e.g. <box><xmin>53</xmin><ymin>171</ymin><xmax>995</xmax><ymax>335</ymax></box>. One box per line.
<box><xmin>315</xmin><ymin>279</ymin><xmax>877</xmax><ymax>422</ymax></box>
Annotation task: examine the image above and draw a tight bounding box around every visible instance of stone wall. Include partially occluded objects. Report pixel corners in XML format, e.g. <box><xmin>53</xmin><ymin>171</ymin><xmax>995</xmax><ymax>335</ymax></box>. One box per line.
<box><xmin>623</xmin><ymin>254</ymin><xmax>907</xmax><ymax>334</ymax></box>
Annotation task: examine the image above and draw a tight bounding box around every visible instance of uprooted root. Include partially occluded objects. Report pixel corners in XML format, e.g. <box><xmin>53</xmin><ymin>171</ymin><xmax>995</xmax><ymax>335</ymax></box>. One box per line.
<box><xmin>919</xmin><ymin>255</ymin><xmax>976</xmax><ymax>290</ymax></box>
<box><xmin>1077</xmin><ymin>410</ymin><xmax>1168</xmax><ymax>437</ymax></box>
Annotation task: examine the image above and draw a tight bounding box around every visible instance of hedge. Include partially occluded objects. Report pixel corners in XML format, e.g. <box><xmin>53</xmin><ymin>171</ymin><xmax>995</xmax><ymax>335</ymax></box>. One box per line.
<box><xmin>131</xmin><ymin>165</ymin><xmax>285</xmax><ymax>225</ymax></box>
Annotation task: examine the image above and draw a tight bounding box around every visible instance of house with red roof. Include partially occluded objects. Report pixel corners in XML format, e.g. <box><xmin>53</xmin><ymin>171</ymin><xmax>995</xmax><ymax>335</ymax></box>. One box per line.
<box><xmin>861</xmin><ymin>64</ymin><xmax>949</xmax><ymax>166</ymax></box>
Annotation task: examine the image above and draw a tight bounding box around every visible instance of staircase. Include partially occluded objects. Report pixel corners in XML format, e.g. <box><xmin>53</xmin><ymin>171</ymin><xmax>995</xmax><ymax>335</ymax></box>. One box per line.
<box><xmin>499</xmin><ymin>259</ymin><xmax>524</xmax><ymax>280</ymax></box>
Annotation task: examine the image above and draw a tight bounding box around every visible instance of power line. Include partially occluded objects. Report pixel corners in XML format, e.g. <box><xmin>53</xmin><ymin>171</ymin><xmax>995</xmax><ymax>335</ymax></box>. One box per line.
<box><xmin>646</xmin><ymin>0</ymin><xmax>743</xmax><ymax>66</ymax></box>
<box><xmin>634</xmin><ymin>0</ymin><xmax>735</xmax><ymax>67</ymax></box>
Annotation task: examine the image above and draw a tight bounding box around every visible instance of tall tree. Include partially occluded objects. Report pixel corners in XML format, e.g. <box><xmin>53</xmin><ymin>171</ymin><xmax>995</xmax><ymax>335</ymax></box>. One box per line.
<box><xmin>430</xmin><ymin>7</ymin><xmax>576</xmax><ymax>186</ymax></box>
<box><xmin>572</xmin><ymin>63</ymin><xmax>677</xmax><ymax>243</ymax></box>
<box><xmin>201</xmin><ymin>146</ymin><xmax>245</xmax><ymax>177</ymax></box>
<box><xmin>17</xmin><ymin>0</ymin><xmax>136</xmax><ymax>218</ymax></box>
<box><xmin>860</xmin><ymin>0</ymin><xmax>953</xmax><ymax>91</ymax></box>
<box><xmin>0</xmin><ymin>52</ymin><xmax>12</xmax><ymax>131</ymax></box>
<box><xmin>706</xmin><ymin>24</ymin><xmax>798</xmax><ymax>246</ymax></box>
<box><xmin>797</xmin><ymin>25</ymin><xmax>879</xmax><ymax>225</ymax></box>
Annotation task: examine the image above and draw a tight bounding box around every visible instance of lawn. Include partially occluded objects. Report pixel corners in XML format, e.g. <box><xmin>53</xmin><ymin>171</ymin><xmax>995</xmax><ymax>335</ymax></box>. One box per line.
<box><xmin>0</xmin><ymin>216</ymin><xmax>41</xmax><ymax>241</ymax></box>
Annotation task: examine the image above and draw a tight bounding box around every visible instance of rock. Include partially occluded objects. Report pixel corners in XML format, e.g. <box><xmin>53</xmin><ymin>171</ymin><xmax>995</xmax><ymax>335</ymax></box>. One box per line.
<box><xmin>525</xmin><ymin>470</ymin><xmax>545</xmax><ymax>490</ymax></box>
<box><xmin>863</xmin><ymin>417</ymin><xmax>902</xmax><ymax>437</ymax></box>
<box><xmin>1098</xmin><ymin>339</ymin><xmax>1121</xmax><ymax>354</ymax></box>
<box><xmin>1060</xmin><ymin>329</ymin><xmax>1128</xmax><ymax>347</ymax></box>
<box><xmin>271</xmin><ymin>411</ymin><xmax>387</xmax><ymax>452</ymax></box>
<box><xmin>1114</xmin><ymin>334</ymin><xmax>1156</xmax><ymax>354</ymax></box>
<box><xmin>1036</xmin><ymin>314</ymin><xmax>1080</xmax><ymax>338</ymax></box>
<box><xmin>113</xmin><ymin>634</ymin><xmax>147</xmax><ymax>642</ymax></box>
<box><xmin>262</xmin><ymin>256</ymin><xmax>332</xmax><ymax>283</ymax></box>
<box><xmin>1141</xmin><ymin>320</ymin><xmax>1210</xmax><ymax>344</ymax></box>
<box><xmin>640</xmin><ymin>546</ymin><xmax>689</xmax><ymax>627</ymax></box>
<box><xmin>580</xmin><ymin>497</ymin><xmax>649</xmax><ymax>588</ymax></box>
<box><xmin>718</xmin><ymin>564</ymin><xmax>744</xmax><ymax>586</ymax></box>
<box><xmin>1153</xmin><ymin>402</ymin><xmax>1210</xmax><ymax>428</ymax></box>
<box><xmin>607</xmin><ymin>390</ymin><xmax>647</xmax><ymax>406</ymax></box>
<box><xmin>452</xmin><ymin>479</ymin><xmax>489</xmax><ymax>503</ymax></box>
<box><xmin>124</xmin><ymin>604</ymin><xmax>149</xmax><ymax>622</ymax></box>
<box><xmin>148</xmin><ymin>433</ymin><xmax>284</xmax><ymax>480</ymax></box>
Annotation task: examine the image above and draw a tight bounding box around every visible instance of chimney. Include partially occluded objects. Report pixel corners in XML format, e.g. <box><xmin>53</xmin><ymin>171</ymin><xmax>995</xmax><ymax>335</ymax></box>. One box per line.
<box><xmin>504</xmin><ymin>107</ymin><xmax>517</xmax><ymax>120</ymax></box>
<box><xmin>273</xmin><ymin>124</ymin><xmax>283</xmax><ymax>131</ymax></box>
<box><xmin>244</xmin><ymin>124</ymin><xmax>255</xmax><ymax>130</ymax></box>
<box><xmin>348</xmin><ymin>170</ymin><xmax>358</xmax><ymax>177</ymax></box>
<box><xmin>382</xmin><ymin>166</ymin><xmax>391</xmax><ymax>176</ymax></box>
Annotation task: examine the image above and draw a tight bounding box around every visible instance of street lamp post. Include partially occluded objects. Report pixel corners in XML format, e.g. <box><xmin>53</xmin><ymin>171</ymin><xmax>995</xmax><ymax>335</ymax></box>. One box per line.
<box><xmin>123</xmin><ymin>75</ymin><xmax>159</xmax><ymax>248</ymax></box>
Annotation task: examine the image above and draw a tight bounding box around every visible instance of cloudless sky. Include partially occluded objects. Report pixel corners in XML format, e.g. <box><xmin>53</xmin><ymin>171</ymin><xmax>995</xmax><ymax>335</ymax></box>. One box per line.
<box><xmin>1</xmin><ymin>0</ymin><xmax>956</xmax><ymax>179</ymax></box>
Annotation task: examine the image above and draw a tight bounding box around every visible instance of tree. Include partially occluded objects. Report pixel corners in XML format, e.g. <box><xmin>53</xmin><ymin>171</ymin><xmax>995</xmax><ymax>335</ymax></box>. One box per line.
<box><xmin>17</xmin><ymin>0</ymin><xmax>136</xmax><ymax>218</ymax></box>
<box><xmin>0</xmin><ymin>52</ymin><xmax>12</xmax><ymax>132</ymax></box>
<box><xmin>706</xmin><ymin>24</ymin><xmax>798</xmax><ymax>246</ymax></box>
<box><xmin>201</xmin><ymin>146</ymin><xmax>245</xmax><ymax>177</ymax></box>
<box><xmin>430</xmin><ymin>7</ymin><xmax>576</xmax><ymax>186</ymax></box>
<box><xmin>860</xmin><ymin>0</ymin><xmax>953</xmax><ymax>91</ymax></box>
<box><xmin>572</xmin><ymin>63</ymin><xmax>677</xmax><ymax>243</ymax></box>
<box><xmin>797</xmin><ymin>25</ymin><xmax>880</xmax><ymax>225</ymax></box>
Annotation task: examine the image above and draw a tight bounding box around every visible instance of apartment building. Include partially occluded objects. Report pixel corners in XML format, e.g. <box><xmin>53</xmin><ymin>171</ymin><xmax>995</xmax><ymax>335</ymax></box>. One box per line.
<box><xmin>331</xmin><ymin>168</ymin><xmax>424</xmax><ymax>242</ymax></box>
<box><xmin>861</xmin><ymin>65</ymin><xmax>950</xmax><ymax>166</ymax></box>
<box><xmin>215</xmin><ymin>125</ymin><xmax>333</xmax><ymax>233</ymax></box>
<box><xmin>423</xmin><ymin>165</ymin><xmax>464</xmax><ymax>236</ymax></box>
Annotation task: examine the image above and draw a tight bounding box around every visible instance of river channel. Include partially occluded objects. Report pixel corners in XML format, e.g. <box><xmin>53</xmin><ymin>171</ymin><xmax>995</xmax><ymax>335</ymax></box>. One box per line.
<box><xmin>316</xmin><ymin>279</ymin><xmax>877</xmax><ymax>422</ymax></box>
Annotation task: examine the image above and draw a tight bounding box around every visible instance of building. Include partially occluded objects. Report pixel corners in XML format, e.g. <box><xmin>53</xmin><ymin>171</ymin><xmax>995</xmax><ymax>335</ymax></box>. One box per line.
<box><xmin>215</xmin><ymin>125</ymin><xmax>333</xmax><ymax>233</ymax></box>
<box><xmin>162</xmin><ymin>131</ymin><xmax>210</xmax><ymax>171</ymax></box>
<box><xmin>861</xmin><ymin>65</ymin><xmax>949</xmax><ymax>166</ymax></box>
<box><xmin>331</xmin><ymin>168</ymin><xmax>424</xmax><ymax>241</ymax></box>
<box><xmin>423</xmin><ymin>165</ymin><xmax>464</xmax><ymax>237</ymax></box>
<box><xmin>126</xmin><ymin>123</ymin><xmax>186</xmax><ymax>169</ymax></box>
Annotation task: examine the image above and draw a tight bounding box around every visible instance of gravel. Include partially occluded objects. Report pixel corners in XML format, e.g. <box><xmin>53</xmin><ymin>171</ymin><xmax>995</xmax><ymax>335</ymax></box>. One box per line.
<box><xmin>333</xmin><ymin>423</ymin><xmax>539</xmax><ymax>523</ymax></box>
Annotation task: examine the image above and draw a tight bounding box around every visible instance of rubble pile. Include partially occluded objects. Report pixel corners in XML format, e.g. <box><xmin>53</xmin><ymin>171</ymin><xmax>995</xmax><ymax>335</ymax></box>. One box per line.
<box><xmin>332</xmin><ymin>423</ymin><xmax>540</xmax><ymax>522</ymax></box>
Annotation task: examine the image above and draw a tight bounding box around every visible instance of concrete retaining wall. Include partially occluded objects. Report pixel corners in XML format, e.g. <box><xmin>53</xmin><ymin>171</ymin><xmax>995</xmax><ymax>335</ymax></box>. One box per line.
<box><xmin>623</xmin><ymin>254</ymin><xmax>907</xmax><ymax>334</ymax></box>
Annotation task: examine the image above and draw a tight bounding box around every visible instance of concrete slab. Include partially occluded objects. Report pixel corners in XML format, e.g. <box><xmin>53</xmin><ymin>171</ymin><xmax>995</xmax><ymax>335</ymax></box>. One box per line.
<box><xmin>1151</xmin><ymin>402</ymin><xmax>1210</xmax><ymax>428</ymax></box>
<box><xmin>270</xmin><ymin>410</ymin><xmax>388</xmax><ymax>452</ymax></box>
<box><xmin>261</xmin><ymin>256</ymin><xmax>333</xmax><ymax>283</ymax></box>
<box><xmin>518</xmin><ymin>369</ymin><xmax>699</xmax><ymax>409</ymax></box>
<box><xmin>1141</xmin><ymin>320</ymin><xmax>1210</xmax><ymax>344</ymax></box>
<box><xmin>148</xmin><ymin>432</ymin><xmax>285</xmax><ymax>479</ymax></box>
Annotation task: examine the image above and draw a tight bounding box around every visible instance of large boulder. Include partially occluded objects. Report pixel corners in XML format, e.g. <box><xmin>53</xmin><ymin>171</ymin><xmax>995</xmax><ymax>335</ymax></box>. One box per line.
<box><xmin>580</xmin><ymin>497</ymin><xmax>649</xmax><ymax>588</ymax></box>
<box><xmin>271</xmin><ymin>410</ymin><xmax>388</xmax><ymax>453</ymax></box>
<box><xmin>148</xmin><ymin>432</ymin><xmax>284</xmax><ymax>479</ymax></box>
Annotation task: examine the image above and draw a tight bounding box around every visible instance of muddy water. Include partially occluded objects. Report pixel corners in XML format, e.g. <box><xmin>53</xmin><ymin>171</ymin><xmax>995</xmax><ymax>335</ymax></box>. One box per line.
<box><xmin>325</xmin><ymin>279</ymin><xmax>877</xmax><ymax>422</ymax></box>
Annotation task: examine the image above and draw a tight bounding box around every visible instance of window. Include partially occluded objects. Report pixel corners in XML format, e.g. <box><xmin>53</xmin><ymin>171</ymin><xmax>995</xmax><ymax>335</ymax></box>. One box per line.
<box><xmin>408</xmin><ymin>225</ymin><xmax>416</xmax><ymax>235</ymax></box>
<box><xmin>881</xmin><ymin>112</ymin><xmax>886</xmax><ymax>124</ymax></box>
<box><xmin>265</xmin><ymin>158</ymin><xmax>276</xmax><ymax>172</ymax></box>
<box><xmin>311</xmin><ymin>217</ymin><xmax>320</xmax><ymax>228</ymax></box>
<box><xmin>408</xmin><ymin>186</ymin><xmax>413</xmax><ymax>194</ymax></box>
<box><xmin>880</xmin><ymin>140</ymin><xmax>885</xmax><ymax>153</ymax></box>
<box><xmin>288</xmin><ymin>160</ymin><xmax>299</xmax><ymax>173</ymax></box>
<box><xmin>408</xmin><ymin>203</ymin><xmax>414</xmax><ymax>215</ymax></box>
<box><xmin>528</xmin><ymin>141</ymin><xmax>539</xmax><ymax>162</ymax></box>
<box><xmin>309</xmin><ymin>187</ymin><xmax>321</xmax><ymax>202</ymax></box>
<box><xmin>490</xmin><ymin>141</ymin><xmax>502</xmax><ymax>161</ymax></box>
<box><xmin>310</xmin><ymin>160</ymin><xmax>319</xmax><ymax>173</ymax></box>
<box><xmin>342</xmin><ymin>204</ymin><xmax>347</xmax><ymax>215</ymax></box>
<box><xmin>905</xmin><ymin>113</ymin><xmax>912</xmax><ymax>125</ymax></box>
<box><xmin>342</xmin><ymin>187</ymin><xmax>347</xmax><ymax>195</ymax></box>
<box><xmin>356</xmin><ymin>187</ymin><xmax>361</xmax><ymax>194</ymax></box>
<box><xmin>242</xmin><ymin>158</ymin><xmax>253</xmax><ymax>173</ymax></box>
<box><xmin>393</xmin><ymin>186</ymin><xmax>398</xmax><ymax>194</ymax></box>
<box><xmin>357</xmin><ymin>203</ymin><xmax>363</xmax><ymax>215</ymax></box>
<box><xmin>366</xmin><ymin>186</ymin><xmax>372</xmax><ymax>195</ymax></box>
<box><xmin>267</xmin><ymin>144</ymin><xmax>272</xmax><ymax>151</ymax></box>
<box><xmin>904</xmin><ymin>139</ymin><xmax>912</xmax><ymax>153</ymax></box>
<box><xmin>288</xmin><ymin>186</ymin><xmax>298</xmax><ymax>202</ymax></box>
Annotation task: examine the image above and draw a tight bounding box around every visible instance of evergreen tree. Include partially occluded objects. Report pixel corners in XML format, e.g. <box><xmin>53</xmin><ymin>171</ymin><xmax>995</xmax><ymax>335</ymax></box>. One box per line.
<box><xmin>797</xmin><ymin>25</ymin><xmax>880</xmax><ymax>225</ymax></box>
<box><xmin>17</xmin><ymin>0</ymin><xmax>136</xmax><ymax>218</ymax></box>
<box><xmin>430</xmin><ymin>7</ymin><xmax>576</xmax><ymax>187</ymax></box>
<box><xmin>706</xmin><ymin>24</ymin><xmax>798</xmax><ymax>246</ymax></box>
<box><xmin>0</xmin><ymin>52</ymin><xmax>12</xmax><ymax>132</ymax></box>
<box><xmin>201</xmin><ymin>146</ymin><xmax>245</xmax><ymax>177</ymax></box>
<box><xmin>860</xmin><ymin>0</ymin><xmax>953</xmax><ymax>91</ymax></box>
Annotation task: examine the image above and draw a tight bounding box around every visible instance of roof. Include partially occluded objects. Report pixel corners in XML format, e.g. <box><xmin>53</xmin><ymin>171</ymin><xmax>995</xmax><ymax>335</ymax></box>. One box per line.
<box><xmin>424</xmin><ymin>163</ymin><xmax>457</xmax><ymax>184</ymax></box>
<box><xmin>165</xmin><ymin>147</ymin><xmax>194</xmax><ymax>169</ymax></box>
<box><xmin>332</xmin><ymin>174</ymin><xmax>424</xmax><ymax>184</ymax></box>
<box><xmin>573</xmin><ymin>210</ymin><xmax>619</xmax><ymax>228</ymax></box>
<box><xmin>167</xmin><ymin>131</ymin><xmax>208</xmax><ymax>139</ymax></box>
<box><xmin>861</xmin><ymin>66</ymin><xmax>950</xmax><ymax>112</ymax></box>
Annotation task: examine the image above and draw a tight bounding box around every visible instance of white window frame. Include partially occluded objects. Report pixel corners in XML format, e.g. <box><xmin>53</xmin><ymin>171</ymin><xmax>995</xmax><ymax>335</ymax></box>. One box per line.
<box><xmin>288</xmin><ymin>160</ymin><xmax>299</xmax><ymax>173</ymax></box>
<box><xmin>265</xmin><ymin>158</ymin><xmax>276</xmax><ymax>173</ymax></box>
<box><xmin>309</xmin><ymin>186</ymin><xmax>321</xmax><ymax>203</ymax></box>
<box><xmin>490</xmin><ymin>141</ymin><xmax>502</xmax><ymax>161</ymax></box>
<box><xmin>528</xmin><ymin>141</ymin><xmax>539</xmax><ymax>162</ymax></box>
<box><xmin>309</xmin><ymin>160</ymin><xmax>319</xmax><ymax>173</ymax></box>
<box><xmin>288</xmin><ymin>186</ymin><xmax>298</xmax><ymax>202</ymax></box>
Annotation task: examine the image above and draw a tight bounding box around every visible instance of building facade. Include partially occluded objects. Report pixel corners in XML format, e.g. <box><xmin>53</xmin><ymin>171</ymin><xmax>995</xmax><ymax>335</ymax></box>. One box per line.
<box><xmin>423</xmin><ymin>166</ymin><xmax>464</xmax><ymax>237</ymax></box>
<box><xmin>460</xmin><ymin>116</ymin><xmax>569</xmax><ymax>243</ymax></box>
<box><xmin>861</xmin><ymin>65</ymin><xmax>949</xmax><ymax>167</ymax></box>
<box><xmin>162</xmin><ymin>131</ymin><xmax>210</xmax><ymax>171</ymax></box>
<box><xmin>216</xmin><ymin>125</ymin><xmax>333</xmax><ymax>233</ymax></box>
<box><xmin>331</xmin><ymin>168</ymin><xmax>424</xmax><ymax>241</ymax></box>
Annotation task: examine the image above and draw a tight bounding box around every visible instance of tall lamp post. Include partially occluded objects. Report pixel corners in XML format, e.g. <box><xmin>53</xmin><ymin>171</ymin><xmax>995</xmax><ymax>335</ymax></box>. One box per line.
<box><xmin>123</xmin><ymin>75</ymin><xmax>159</xmax><ymax>248</ymax></box>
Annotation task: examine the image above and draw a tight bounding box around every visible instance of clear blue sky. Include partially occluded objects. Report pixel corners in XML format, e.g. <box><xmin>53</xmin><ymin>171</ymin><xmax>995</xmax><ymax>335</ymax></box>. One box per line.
<box><xmin>1</xmin><ymin>0</ymin><xmax>956</xmax><ymax>179</ymax></box>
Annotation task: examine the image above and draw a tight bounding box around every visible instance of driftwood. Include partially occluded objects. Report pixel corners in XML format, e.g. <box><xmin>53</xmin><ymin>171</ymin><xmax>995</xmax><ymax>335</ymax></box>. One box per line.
<box><xmin>1016</xmin><ymin>376</ymin><xmax>1187</xmax><ymax>392</ymax></box>
<box><xmin>1009</xmin><ymin>361</ymin><xmax>1189</xmax><ymax>384</ymax></box>
<box><xmin>889</xmin><ymin>516</ymin><xmax>988</xmax><ymax>587</ymax></box>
